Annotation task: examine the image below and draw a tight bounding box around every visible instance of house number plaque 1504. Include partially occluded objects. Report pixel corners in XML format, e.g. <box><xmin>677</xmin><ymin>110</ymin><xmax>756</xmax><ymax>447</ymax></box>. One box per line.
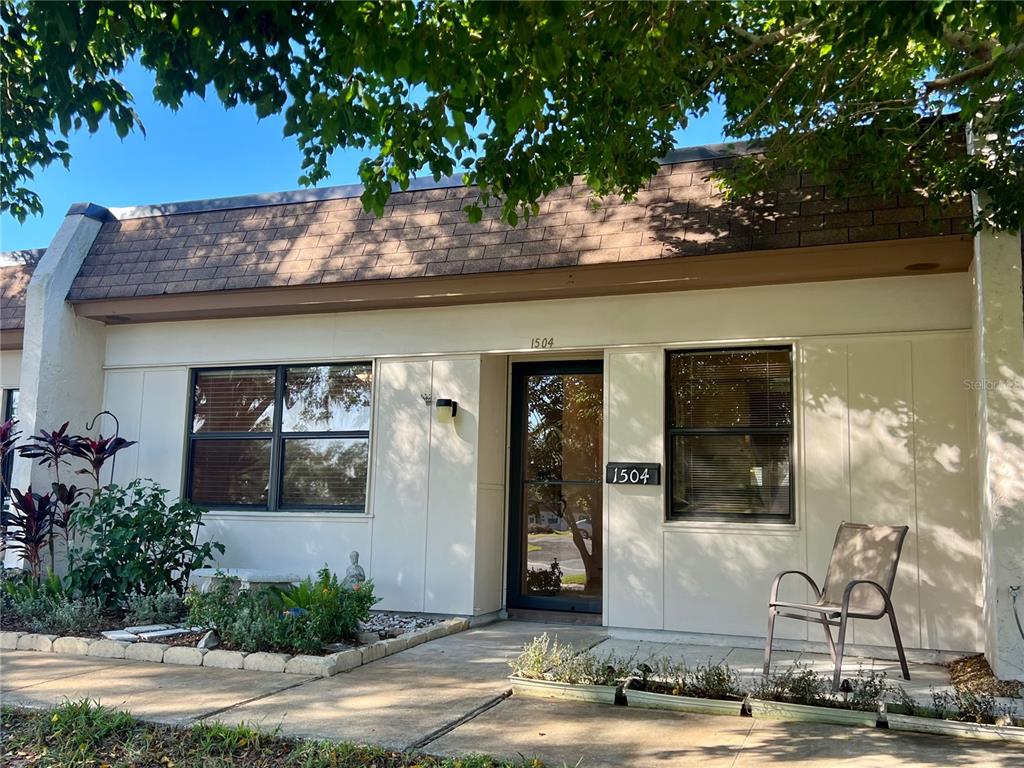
<box><xmin>605</xmin><ymin>462</ymin><xmax>661</xmax><ymax>485</ymax></box>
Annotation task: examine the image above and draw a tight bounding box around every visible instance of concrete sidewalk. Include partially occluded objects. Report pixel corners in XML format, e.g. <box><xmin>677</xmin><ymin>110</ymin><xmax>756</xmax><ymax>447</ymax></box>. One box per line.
<box><xmin>1</xmin><ymin>621</ymin><xmax>1021</xmax><ymax>767</ymax></box>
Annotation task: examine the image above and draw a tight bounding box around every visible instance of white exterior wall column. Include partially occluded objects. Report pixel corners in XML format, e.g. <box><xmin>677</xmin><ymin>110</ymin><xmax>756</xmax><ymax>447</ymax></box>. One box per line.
<box><xmin>10</xmin><ymin>205</ymin><xmax>108</xmax><ymax>500</ymax></box>
<box><xmin>970</xmin><ymin>224</ymin><xmax>1024</xmax><ymax>681</ymax></box>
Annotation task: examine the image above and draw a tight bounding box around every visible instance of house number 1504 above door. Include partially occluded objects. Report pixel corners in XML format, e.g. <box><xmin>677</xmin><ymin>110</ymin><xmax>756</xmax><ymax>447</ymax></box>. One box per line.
<box><xmin>605</xmin><ymin>462</ymin><xmax>661</xmax><ymax>485</ymax></box>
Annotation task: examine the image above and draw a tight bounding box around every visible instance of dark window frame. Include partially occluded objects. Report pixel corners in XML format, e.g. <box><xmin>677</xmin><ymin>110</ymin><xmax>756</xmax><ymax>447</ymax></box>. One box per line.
<box><xmin>185</xmin><ymin>363</ymin><xmax>372</xmax><ymax>513</ymax></box>
<box><xmin>1</xmin><ymin>388</ymin><xmax>18</xmax><ymax>510</ymax></box>
<box><xmin>664</xmin><ymin>346</ymin><xmax>795</xmax><ymax>524</ymax></box>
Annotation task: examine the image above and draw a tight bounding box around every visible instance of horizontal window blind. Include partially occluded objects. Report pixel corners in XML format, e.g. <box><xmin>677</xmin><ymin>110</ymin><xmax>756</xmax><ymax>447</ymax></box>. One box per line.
<box><xmin>667</xmin><ymin>347</ymin><xmax>794</xmax><ymax>523</ymax></box>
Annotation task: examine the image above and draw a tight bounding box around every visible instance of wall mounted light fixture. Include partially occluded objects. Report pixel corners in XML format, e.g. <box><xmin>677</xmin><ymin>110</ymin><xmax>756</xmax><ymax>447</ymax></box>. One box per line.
<box><xmin>435</xmin><ymin>398</ymin><xmax>459</xmax><ymax>422</ymax></box>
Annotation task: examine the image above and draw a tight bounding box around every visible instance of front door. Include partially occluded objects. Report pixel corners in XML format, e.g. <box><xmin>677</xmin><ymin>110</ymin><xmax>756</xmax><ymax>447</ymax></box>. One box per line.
<box><xmin>508</xmin><ymin>361</ymin><xmax>603</xmax><ymax>613</ymax></box>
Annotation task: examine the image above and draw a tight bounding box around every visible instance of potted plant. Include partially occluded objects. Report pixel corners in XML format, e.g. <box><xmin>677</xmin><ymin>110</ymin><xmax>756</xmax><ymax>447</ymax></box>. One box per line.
<box><xmin>508</xmin><ymin>633</ymin><xmax>628</xmax><ymax>705</ymax></box>
<box><xmin>747</xmin><ymin>666</ymin><xmax>883</xmax><ymax>728</ymax></box>
<box><xmin>884</xmin><ymin>688</ymin><xmax>1024</xmax><ymax>743</ymax></box>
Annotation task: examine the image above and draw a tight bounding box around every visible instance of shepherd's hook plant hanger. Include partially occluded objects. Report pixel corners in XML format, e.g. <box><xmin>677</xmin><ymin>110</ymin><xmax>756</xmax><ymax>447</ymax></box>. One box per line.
<box><xmin>85</xmin><ymin>410</ymin><xmax>121</xmax><ymax>485</ymax></box>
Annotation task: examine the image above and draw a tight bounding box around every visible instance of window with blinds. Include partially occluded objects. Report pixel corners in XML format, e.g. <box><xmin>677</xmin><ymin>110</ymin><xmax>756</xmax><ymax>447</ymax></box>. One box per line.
<box><xmin>187</xmin><ymin>363</ymin><xmax>372</xmax><ymax>511</ymax></box>
<box><xmin>666</xmin><ymin>347</ymin><xmax>794</xmax><ymax>522</ymax></box>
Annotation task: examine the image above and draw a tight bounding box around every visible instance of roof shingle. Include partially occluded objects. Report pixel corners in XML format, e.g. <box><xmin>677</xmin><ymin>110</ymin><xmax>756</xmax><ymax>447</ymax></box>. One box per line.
<box><xmin>68</xmin><ymin>159</ymin><xmax>969</xmax><ymax>302</ymax></box>
<box><xmin>1</xmin><ymin>249</ymin><xmax>44</xmax><ymax>332</ymax></box>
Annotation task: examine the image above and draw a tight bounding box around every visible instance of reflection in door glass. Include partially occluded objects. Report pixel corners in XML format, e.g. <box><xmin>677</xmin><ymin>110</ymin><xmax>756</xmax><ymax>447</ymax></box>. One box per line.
<box><xmin>525</xmin><ymin>374</ymin><xmax>603</xmax><ymax>482</ymax></box>
<box><xmin>524</xmin><ymin>483</ymin><xmax>602</xmax><ymax>601</ymax></box>
<box><xmin>521</xmin><ymin>372</ymin><xmax>603</xmax><ymax>606</ymax></box>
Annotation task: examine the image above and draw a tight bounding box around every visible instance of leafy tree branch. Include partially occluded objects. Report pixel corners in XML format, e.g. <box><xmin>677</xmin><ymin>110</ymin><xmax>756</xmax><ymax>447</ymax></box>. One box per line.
<box><xmin>2</xmin><ymin>1</ymin><xmax>1021</xmax><ymax>230</ymax></box>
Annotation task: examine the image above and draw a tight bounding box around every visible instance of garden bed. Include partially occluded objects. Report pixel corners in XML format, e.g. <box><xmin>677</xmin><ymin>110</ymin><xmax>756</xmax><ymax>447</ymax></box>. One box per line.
<box><xmin>885</xmin><ymin>711</ymin><xmax>1024</xmax><ymax>743</ymax></box>
<box><xmin>747</xmin><ymin>697</ymin><xmax>879</xmax><ymax>728</ymax></box>
<box><xmin>623</xmin><ymin>679</ymin><xmax>744</xmax><ymax>716</ymax></box>
<box><xmin>0</xmin><ymin>617</ymin><xmax>470</xmax><ymax>678</ymax></box>
<box><xmin>506</xmin><ymin>634</ymin><xmax>1024</xmax><ymax>744</ymax></box>
<box><xmin>509</xmin><ymin>676</ymin><xmax>619</xmax><ymax>704</ymax></box>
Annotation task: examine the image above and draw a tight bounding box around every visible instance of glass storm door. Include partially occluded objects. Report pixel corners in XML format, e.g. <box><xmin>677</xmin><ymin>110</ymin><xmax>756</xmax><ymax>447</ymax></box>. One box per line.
<box><xmin>508</xmin><ymin>361</ymin><xmax>603</xmax><ymax>613</ymax></box>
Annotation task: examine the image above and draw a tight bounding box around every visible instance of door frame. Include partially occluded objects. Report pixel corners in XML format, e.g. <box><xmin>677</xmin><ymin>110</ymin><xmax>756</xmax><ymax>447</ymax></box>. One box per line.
<box><xmin>507</xmin><ymin>359</ymin><xmax>604</xmax><ymax>614</ymax></box>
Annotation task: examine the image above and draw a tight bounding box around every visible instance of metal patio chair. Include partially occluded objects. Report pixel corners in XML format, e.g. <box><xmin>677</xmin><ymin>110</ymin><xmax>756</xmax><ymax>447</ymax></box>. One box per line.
<box><xmin>763</xmin><ymin>521</ymin><xmax>911</xmax><ymax>692</ymax></box>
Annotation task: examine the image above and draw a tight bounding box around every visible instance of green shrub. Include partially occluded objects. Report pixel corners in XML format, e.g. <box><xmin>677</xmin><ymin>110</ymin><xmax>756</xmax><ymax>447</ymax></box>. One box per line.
<box><xmin>548</xmin><ymin>649</ymin><xmax>634</xmax><ymax>686</ymax></box>
<box><xmin>185</xmin><ymin>567</ymin><xmax>378</xmax><ymax>655</ymax></box>
<box><xmin>931</xmin><ymin>688</ymin><xmax>1012</xmax><ymax>725</ymax></box>
<box><xmin>751</xmin><ymin>664</ymin><xmax>832</xmax><ymax>707</ymax></box>
<box><xmin>634</xmin><ymin>657</ymin><xmax>743</xmax><ymax>699</ymax></box>
<box><xmin>69</xmin><ymin>480</ymin><xmax>224</xmax><ymax>607</ymax></box>
<box><xmin>278</xmin><ymin>566</ymin><xmax>379</xmax><ymax>641</ymax></box>
<box><xmin>752</xmin><ymin>665</ymin><xmax>900</xmax><ymax>712</ymax></box>
<box><xmin>508</xmin><ymin>633</ymin><xmax>570</xmax><ymax>679</ymax></box>
<box><xmin>5</xmin><ymin>592</ymin><xmax>104</xmax><ymax>635</ymax></box>
<box><xmin>507</xmin><ymin>632</ymin><xmax>634</xmax><ymax>686</ymax></box>
<box><xmin>124</xmin><ymin>591</ymin><xmax>186</xmax><ymax>626</ymax></box>
<box><xmin>1</xmin><ymin>568</ymin><xmax>104</xmax><ymax>635</ymax></box>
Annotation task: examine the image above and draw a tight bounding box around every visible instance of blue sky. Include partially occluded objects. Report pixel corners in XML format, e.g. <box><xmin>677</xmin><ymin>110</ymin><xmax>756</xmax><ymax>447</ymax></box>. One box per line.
<box><xmin>1</xmin><ymin>62</ymin><xmax>727</xmax><ymax>252</ymax></box>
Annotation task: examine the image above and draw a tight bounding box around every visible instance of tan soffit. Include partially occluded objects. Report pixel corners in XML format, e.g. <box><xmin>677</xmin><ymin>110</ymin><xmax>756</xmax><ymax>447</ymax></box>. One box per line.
<box><xmin>71</xmin><ymin>235</ymin><xmax>971</xmax><ymax>325</ymax></box>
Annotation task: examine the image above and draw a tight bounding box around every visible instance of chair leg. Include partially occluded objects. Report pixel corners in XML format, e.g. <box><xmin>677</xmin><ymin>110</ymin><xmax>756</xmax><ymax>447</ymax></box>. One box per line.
<box><xmin>832</xmin><ymin>610</ymin><xmax>850</xmax><ymax>692</ymax></box>
<box><xmin>819</xmin><ymin>619</ymin><xmax>837</xmax><ymax>665</ymax></box>
<box><xmin>763</xmin><ymin>605</ymin><xmax>777</xmax><ymax>677</ymax></box>
<box><xmin>887</xmin><ymin>608</ymin><xmax>911</xmax><ymax>681</ymax></box>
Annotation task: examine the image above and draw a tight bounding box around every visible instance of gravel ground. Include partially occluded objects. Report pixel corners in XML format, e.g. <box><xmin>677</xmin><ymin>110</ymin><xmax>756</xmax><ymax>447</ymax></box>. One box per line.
<box><xmin>361</xmin><ymin>612</ymin><xmax>441</xmax><ymax>636</ymax></box>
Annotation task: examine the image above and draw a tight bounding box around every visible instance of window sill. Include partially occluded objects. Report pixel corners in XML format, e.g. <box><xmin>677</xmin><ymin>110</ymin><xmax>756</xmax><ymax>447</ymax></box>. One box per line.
<box><xmin>662</xmin><ymin>518</ymin><xmax>801</xmax><ymax>536</ymax></box>
<box><xmin>203</xmin><ymin>509</ymin><xmax>373</xmax><ymax>523</ymax></box>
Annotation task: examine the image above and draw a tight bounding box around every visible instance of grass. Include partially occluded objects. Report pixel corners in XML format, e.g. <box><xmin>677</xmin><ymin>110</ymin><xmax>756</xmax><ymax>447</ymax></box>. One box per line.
<box><xmin>0</xmin><ymin>701</ymin><xmax>544</xmax><ymax>768</ymax></box>
<box><xmin>561</xmin><ymin>574</ymin><xmax>586</xmax><ymax>586</ymax></box>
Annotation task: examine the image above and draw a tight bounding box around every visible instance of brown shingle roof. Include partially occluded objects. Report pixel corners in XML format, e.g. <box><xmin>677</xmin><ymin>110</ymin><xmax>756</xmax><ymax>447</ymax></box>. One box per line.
<box><xmin>68</xmin><ymin>158</ymin><xmax>970</xmax><ymax>302</ymax></box>
<box><xmin>1</xmin><ymin>249</ymin><xmax>44</xmax><ymax>332</ymax></box>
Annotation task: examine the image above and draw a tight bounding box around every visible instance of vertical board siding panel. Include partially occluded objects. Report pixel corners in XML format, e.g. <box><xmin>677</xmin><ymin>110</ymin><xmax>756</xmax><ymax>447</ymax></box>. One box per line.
<box><xmin>664</xmin><ymin>530</ymin><xmax>805</xmax><ymax>637</ymax></box>
<box><xmin>913</xmin><ymin>335</ymin><xmax>983</xmax><ymax>651</ymax></box>
<box><xmin>102</xmin><ymin>370</ymin><xmax>143</xmax><ymax>485</ymax></box>
<box><xmin>606</xmin><ymin>349</ymin><xmax>664</xmax><ymax>630</ymax></box>
<box><xmin>801</xmin><ymin>342</ymin><xmax>851</xmax><ymax>640</ymax></box>
<box><xmin>0</xmin><ymin>350</ymin><xmax>21</xmax><ymax>388</ymax></box>
<box><xmin>136</xmin><ymin>369</ymin><xmax>189</xmax><ymax>497</ymax></box>
<box><xmin>369</xmin><ymin>359</ymin><xmax>431</xmax><ymax>611</ymax></box>
<box><xmin>473</xmin><ymin>355</ymin><xmax>508</xmax><ymax>615</ymax></box>
<box><xmin>424</xmin><ymin>357</ymin><xmax>480</xmax><ymax>615</ymax></box>
<box><xmin>200</xmin><ymin>518</ymin><xmax>371</xmax><ymax>577</ymax></box>
<box><xmin>847</xmin><ymin>340</ymin><xmax>920</xmax><ymax>648</ymax></box>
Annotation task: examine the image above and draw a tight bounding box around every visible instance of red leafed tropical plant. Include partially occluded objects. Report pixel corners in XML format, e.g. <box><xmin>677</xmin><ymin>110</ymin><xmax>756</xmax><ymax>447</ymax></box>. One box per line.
<box><xmin>0</xmin><ymin>418</ymin><xmax>19</xmax><ymax>461</ymax></box>
<box><xmin>70</xmin><ymin>434</ymin><xmax>137</xmax><ymax>490</ymax></box>
<box><xmin>4</xmin><ymin>413</ymin><xmax>137</xmax><ymax>584</ymax></box>
<box><xmin>50</xmin><ymin>482</ymin><xmax>88</xmax><ymax>551</ymax></box>
<box><xmin>17</xmin><ymin>422</ymin><xmax>86</xmax><ymax>488</ymax></box>
<box><xmin>3</xmin><ymin>487</ymin><xmax>55</xmax><ymax>583</ymax></box>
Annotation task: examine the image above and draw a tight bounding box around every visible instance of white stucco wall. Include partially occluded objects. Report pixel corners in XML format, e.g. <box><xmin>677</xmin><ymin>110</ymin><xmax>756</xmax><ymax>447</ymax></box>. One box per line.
<box><xmin>970</xmin><ymin>227</ymin><xmax>1024</xmax><ymax>679</ymax></box>
<box><xmin>13</xmin><ymin>213</ymin><xmax>106</xmax><ymax>496</ymax></box>
<box><xmin>96</xmin><ymin>272</ymin><xmax>982</xmax><ymax>642</ymax></box>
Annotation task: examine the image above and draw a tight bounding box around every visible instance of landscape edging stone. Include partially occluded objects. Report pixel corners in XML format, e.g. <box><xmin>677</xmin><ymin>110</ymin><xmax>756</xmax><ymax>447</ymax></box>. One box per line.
<box><xmin>1</xmin><ymin>615</ymin><xmax>470</xmax><ymax>678</ymax></box>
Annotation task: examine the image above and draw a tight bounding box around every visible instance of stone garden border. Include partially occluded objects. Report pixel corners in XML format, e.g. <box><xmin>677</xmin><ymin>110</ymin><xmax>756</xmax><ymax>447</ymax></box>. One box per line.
<box><xmin>0</xmin><ymin>617</ymin><xmax>469</xmax><ymax>679</ymax></box>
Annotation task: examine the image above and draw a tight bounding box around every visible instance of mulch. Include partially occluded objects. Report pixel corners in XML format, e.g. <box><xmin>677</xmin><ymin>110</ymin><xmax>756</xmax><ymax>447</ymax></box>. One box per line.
<box><xmin>947</xmin><ymin>653</ymin><xmax>1023</xmax><ymax>698</ymax></box>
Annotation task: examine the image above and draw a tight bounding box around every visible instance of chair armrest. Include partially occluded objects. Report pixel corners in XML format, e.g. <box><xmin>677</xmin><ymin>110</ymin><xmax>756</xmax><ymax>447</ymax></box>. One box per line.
<box><xmin>769</xmin><ymin>570</ymin><xmax>822</xmax><ymax>604</ymax></box>
<box><xmin>840</xmin><ymin>579</ymin><xmax>891</xmax><ymax>617</ymax></box>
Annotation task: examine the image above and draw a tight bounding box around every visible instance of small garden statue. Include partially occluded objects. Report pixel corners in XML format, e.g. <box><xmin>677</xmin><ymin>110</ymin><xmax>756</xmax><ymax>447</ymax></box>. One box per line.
<box><xmin>342</xmin><ymin>550</ymin><xmax>366</xmax><ymax>589</ymax></box>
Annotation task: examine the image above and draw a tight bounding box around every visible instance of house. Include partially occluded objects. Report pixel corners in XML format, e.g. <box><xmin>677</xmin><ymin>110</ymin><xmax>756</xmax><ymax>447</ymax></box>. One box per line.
<box><xmin>1</xmin><ymin>143</ymin><xmax>1021</xmax><ymax>681</ymax></box>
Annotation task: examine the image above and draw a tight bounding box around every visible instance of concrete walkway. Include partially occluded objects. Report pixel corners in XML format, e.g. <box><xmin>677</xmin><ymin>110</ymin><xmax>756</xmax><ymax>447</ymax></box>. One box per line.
<box><xmin>1</xmin><ymin>621</ymin><xmax>1021</xmax><ymax>767</ymax></box>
